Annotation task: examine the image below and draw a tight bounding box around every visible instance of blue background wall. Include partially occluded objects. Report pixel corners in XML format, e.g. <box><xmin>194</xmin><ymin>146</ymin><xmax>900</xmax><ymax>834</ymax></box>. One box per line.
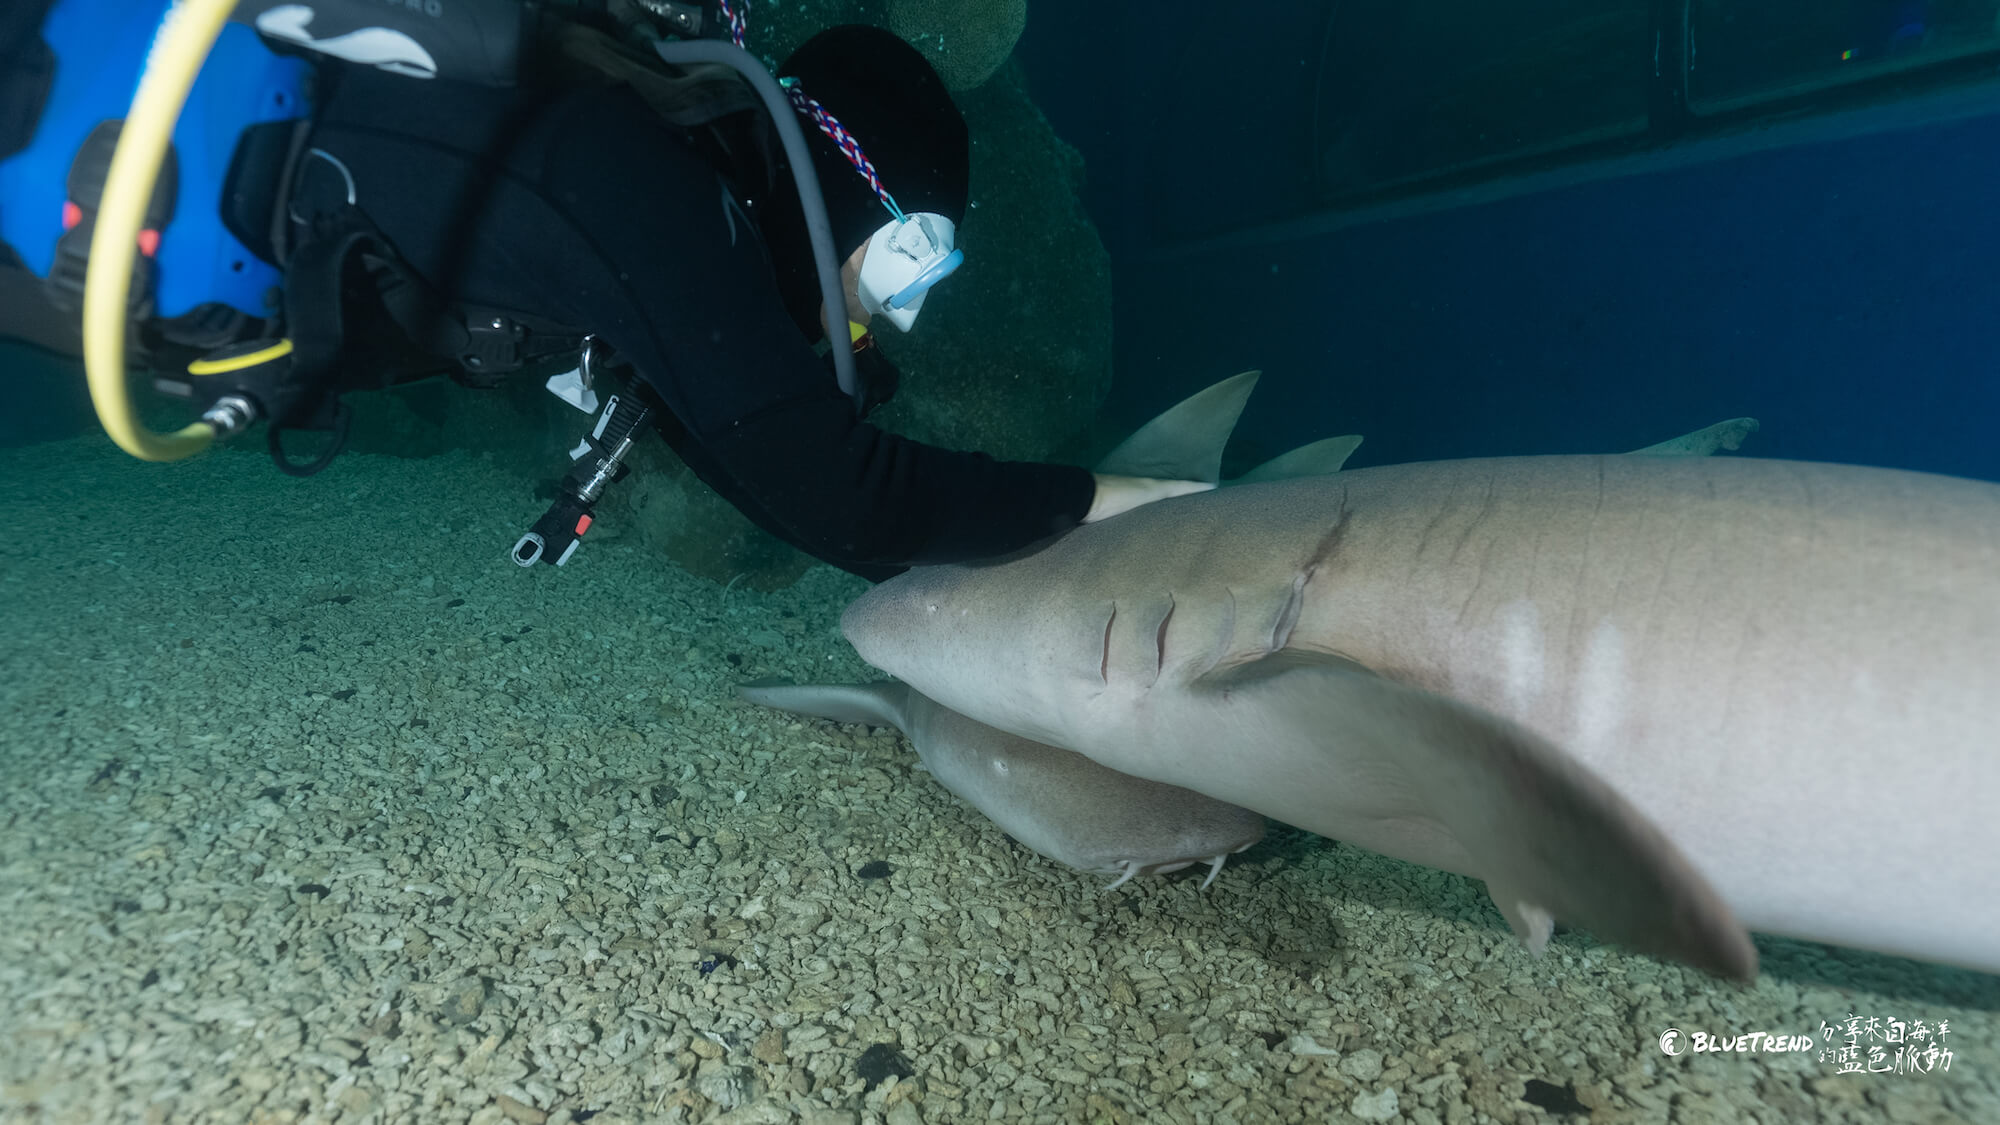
<box><xmin>1020</xmin><ymin>6</ymin><xmax>2000</xmax><ymax>484</ymax></box>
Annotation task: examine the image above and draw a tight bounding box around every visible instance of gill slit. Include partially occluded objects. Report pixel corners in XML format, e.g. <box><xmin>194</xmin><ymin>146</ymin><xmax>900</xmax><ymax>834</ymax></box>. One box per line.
<box><xmin>1099</xmin><ymin>602</ymin><xmax>1116</xmax><ymax>685</ymax></box>
<box><xmin>1271</xmin><ymin>565</ymin><xmax>1314</xmax><ymax>652</ymax></box>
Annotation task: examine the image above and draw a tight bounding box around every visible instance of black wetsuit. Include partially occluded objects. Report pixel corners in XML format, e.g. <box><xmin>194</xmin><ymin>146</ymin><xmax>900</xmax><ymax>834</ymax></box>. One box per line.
<box><xmin>306</xmin><ymin>68</ymin><xmax>1093</xmax><ymax>580</ymax></box>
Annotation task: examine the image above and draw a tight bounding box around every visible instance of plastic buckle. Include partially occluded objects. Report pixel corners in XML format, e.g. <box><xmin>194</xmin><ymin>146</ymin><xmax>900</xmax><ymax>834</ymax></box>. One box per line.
<box><xmin>459</xmin><ymin>311</ymin><xmax>526</xmax><ymax>378</ymax></box>
<box><xmin>637</xmin><ymin>0</ymin><xmax>706</xmax><ymax>37</ymax></box>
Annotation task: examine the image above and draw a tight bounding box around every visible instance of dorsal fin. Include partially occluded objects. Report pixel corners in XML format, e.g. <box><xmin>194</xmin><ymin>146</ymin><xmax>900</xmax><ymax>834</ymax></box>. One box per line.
<box><xmin>1627</xmin><ymin>418</ymin><xmax>1761</xmax><ymax>456</ymax></box>
<box><xmin>1234</xmin><ymin>435</ymin><xmax>1364</xmax><ymax>483</ymax></box>
<box><xmin>1096</xmin><ymin>371</ymin><xmax>1260</xmax><ymax>483</ymax></box>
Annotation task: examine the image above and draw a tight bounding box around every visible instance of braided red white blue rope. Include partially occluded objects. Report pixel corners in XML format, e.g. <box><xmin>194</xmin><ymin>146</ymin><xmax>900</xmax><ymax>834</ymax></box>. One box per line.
<box><xmin>781</xmin><ymin>82</ymin><xmax>904</xmax><ymax>219</ymax></box>
<box><xmin>714</xmin><ymin>1</ymin><xmax>903</xmax><ymax>220</ymax></box>
<box><xmin>716</xmin><ymin>0</ymin><xmax>748</xmax><ymax>48</ymax></box>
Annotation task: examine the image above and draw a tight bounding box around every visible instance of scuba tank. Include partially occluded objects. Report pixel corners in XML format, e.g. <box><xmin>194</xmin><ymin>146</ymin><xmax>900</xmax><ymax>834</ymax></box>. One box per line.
<box><xmin>0</xmin><ymin>0</ymin><xmax>310</xmax><ymax>355</ymax></box>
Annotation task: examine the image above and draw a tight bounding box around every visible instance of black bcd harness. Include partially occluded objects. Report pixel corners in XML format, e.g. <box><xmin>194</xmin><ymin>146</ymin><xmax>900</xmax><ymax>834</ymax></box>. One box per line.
<box><xmin>151</xmin><ymin>201</ymin><xmax>592</xmax><ymax>475</ymax></box>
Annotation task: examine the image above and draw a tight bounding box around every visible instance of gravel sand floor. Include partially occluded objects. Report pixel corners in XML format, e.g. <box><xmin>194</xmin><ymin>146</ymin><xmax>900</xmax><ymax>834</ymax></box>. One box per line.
<box><xmin>2</xmin><ymin>437</ymin><xmax>1995</xmax><ymax>1124</ymax></box>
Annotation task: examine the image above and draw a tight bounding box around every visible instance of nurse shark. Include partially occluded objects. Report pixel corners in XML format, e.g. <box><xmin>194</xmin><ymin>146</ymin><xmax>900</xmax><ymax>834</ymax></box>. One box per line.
<box><xmin>831</xmin><ymin>375</ymin><xmax>1998</xmax><ymax>979</ymax></box>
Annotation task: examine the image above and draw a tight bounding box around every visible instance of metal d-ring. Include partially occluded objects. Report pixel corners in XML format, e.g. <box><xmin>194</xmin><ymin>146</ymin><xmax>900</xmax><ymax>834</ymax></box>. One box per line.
<box><xmin>286</xmin><ymin>147</ymin><xmax>358</xmax><ymax>224</ymax></box>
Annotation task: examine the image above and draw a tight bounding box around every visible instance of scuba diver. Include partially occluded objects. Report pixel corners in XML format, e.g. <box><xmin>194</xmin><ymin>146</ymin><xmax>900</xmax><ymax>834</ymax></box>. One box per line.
<box><xmin>0</xmin><ymin>0</ymin><xmax>1208</xmax><ymax>580</ymax></box>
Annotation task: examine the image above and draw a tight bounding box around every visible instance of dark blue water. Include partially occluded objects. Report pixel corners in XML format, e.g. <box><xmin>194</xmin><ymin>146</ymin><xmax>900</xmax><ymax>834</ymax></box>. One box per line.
<box><xmin>1023</xmin><ymin>7</ymin><xmax>2000</xmax><ymax>484</ymax></box>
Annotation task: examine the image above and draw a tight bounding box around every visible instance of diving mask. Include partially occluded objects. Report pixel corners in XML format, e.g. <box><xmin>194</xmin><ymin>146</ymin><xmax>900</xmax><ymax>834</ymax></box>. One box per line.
<box><xmin>855</xmin><ymin>212</ymin><xmax>963</xmax><ymax>332</ymax></box>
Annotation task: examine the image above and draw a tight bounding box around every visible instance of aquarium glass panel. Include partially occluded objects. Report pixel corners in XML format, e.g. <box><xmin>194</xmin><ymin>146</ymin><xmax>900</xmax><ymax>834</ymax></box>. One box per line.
<box><xmin>1688</xmin><ymin>0</ymin><xmax>2000</xmax><ymax>113</ymax></box>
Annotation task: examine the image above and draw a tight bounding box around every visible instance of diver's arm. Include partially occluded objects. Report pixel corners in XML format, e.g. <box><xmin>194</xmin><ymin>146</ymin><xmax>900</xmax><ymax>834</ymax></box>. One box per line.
<box><xmin>690</xmin><ymin>387</ymin><xmax>1095</xmax><ymax>570</ymax></box>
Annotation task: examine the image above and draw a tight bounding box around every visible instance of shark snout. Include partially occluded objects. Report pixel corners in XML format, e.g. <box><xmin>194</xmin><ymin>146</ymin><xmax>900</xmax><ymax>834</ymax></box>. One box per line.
<box><xmin>844</xmin><ymin>565</ymin><xmax>1003</xmax><ymax>671</ymax></box>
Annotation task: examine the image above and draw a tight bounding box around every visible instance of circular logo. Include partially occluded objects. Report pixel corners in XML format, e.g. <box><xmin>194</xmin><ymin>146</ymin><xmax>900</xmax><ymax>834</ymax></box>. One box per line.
<box><xmin>1658</xmin><ymin>1028</ymin><xmax>1684</xmax><ymax>1056</ymax></box>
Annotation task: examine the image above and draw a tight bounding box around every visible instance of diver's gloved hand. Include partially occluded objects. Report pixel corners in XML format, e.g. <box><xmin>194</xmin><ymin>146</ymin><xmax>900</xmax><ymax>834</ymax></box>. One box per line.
<box><xmin>824</xmin><ymin>332</ymin><xmax>902</xmax><ymax>418</ymax></box>
<box><xmin>855</xmin><ymin>341</ymin><xmax>901</xmax><ymax>417</ymax></box>
<box><xmin>1084</xmin><ymin>474</ymin><xmax>1216</xmax><ymax>523</ymax></box>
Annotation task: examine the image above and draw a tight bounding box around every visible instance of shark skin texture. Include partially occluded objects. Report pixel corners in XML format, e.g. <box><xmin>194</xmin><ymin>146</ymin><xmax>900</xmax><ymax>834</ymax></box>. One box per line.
<box><xmin>739</xmin><ymin>680</ymin><xmax>1266</xmax><ymax>888</ymax></box>
<box><xmin>842</xmin><ymin>452</ymin><xmax>2000</xmax><ymax>980</ymax></box>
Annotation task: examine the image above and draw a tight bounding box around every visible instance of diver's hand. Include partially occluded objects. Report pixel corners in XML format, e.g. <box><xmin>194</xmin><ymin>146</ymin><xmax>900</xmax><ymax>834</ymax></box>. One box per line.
<box><xmin>1084</xmin><ymin>474</ymin><xmax>1216</xmax><ymax>523</ymax></box>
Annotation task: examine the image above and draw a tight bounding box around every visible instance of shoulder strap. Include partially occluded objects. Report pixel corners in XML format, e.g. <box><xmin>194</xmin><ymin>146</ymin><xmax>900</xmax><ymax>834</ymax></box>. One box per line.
<box><xmin>548</xmin><ymin>21</ymin><xmax>763</xmax><ymax>127</ymax></box>
<box><xmin>254</xmin><ymin>205</ymin><xmax>455</xmax><ymax>474</ymax></box>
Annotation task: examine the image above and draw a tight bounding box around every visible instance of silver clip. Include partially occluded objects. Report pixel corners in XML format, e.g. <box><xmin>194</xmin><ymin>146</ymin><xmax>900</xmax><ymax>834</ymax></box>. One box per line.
<box><xmin>543</xmin><ymin>334</ymin><xmax>605</xmax><ymax>414</ymax></box>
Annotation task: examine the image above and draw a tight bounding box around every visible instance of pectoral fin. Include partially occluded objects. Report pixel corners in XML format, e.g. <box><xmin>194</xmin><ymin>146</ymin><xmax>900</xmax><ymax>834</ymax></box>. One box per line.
<box><xmin>1488</xmin><ymin>882</ymin><xmax>1556</xmax><ymax>954</ymax></box>
<box><xmin>1200</xmin><ymin>652</ymin><xmax>1757</xmax><ymax>981</ymax></box>
<box><xmin>738</xmin><ymin>679</ymin><xmax>911</xmax><ymax>732</ymax></box>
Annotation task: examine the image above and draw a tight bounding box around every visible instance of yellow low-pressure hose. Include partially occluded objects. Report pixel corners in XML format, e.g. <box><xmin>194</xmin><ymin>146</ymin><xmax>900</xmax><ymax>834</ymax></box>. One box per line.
<box><xmin>83</xmin><ymin>0</ymin><xmax>235</xmax><ymax>461</ymax></box>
